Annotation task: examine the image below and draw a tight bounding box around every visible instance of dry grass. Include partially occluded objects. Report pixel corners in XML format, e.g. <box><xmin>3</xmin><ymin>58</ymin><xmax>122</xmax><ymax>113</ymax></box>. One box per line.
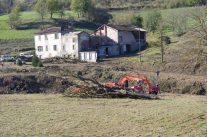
<box><xmin>0</xmin><ymin>94</ymin><xmax>207</xmax><ymax>137</ymax></box>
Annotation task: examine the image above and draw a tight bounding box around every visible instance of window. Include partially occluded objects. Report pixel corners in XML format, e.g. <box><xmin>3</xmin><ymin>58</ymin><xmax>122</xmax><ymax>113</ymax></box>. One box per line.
<box><xmin>38</xmin><ymin>35</ymin><xmax>41</xmax><ymax>41</ymax></box>
<box><xmin>73</xmin><ymin>45</ymin><xmax>75</xmax><ymax>50</ymax></box>
<box><xmin>46</xmin><ymin>45</ymin><xmax>48</xmax><ymax>51</ymax></box>
<box><xmin>45</xmin><ymin>35</ymin><xmax>48</xmax><ymax>40</ymax></box>
<box><xmin>37</xmin><ymin>46</ymin><xmax>43</xmax><ymax>52</ymax></box>
<box><xmin>55</xmin><ymin>33</ymin><xmax>59</xmax><ymax>39</ymax></box>
<box><xmin>72</xmin><ymin>37</ymin><xmax>76</xmax><ymax>43</ymax></box>
<box><xmin>63</xmin><ymin>45</ymin><xmax>65</xmax><ymax>51</ymax></box>
<box><xmin>53</xmin><ymin>45</ymin><xmax>57</xmax><ymax>51</ymax></box>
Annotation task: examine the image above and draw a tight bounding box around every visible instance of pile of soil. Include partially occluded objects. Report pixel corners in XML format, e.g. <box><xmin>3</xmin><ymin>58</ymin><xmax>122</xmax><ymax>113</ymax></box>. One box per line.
<box><xmin>0</xmin><ymin>75</ymin><xmax>72</xmax><ymax>94</ymax></box>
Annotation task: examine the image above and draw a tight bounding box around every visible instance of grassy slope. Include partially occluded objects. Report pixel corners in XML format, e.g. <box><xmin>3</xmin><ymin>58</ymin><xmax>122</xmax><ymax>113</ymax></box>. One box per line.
<box><xmin>0</xmin><ymin>94</ymin><xmax>206</xmax><ymax>137</ymax></box>
<box><xmin>0</xmin><ymin>11</ymin><xmax>92</xmax><ymax>40</ymax></box>
<box><xmin>0</xmin><ymin>6</ymin><xmax>202</xmax><ymax>40</ymax></box>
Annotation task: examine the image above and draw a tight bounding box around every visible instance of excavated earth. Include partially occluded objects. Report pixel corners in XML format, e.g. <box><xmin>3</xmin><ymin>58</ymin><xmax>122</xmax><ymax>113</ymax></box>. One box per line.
<box><xmin>0</xmin><ymin>60</ymin><xmax>206</xmax><ymax>96</ymax></box>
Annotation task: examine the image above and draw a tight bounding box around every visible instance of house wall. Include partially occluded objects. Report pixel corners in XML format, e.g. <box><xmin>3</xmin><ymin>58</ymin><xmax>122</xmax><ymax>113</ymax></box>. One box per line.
<box><xmin>106</xmin><ymin>26</ymin><xmax>118</xmax><ymax>43</ymax></box>
<box><xmin>35</xmin><ymin>33</ymin><xmax>62</xmax><ymax>59</ymax></box>
<box><xmin>94</xmin><ymin>25</ymin><xmax>118</xmax><ymax>45</ymax></box>
<box><xmin>119</xmin><ymin>31</ymin><xmax>136</xmax><ymax>44</ymax></box>
<box><xmin>62</xmin><ymin>33</ymin><xmax>79</xmax><ymax>58</ymax></box>
<box><xmin>79</xmin><ymin>51</ymin><xmax>97</xmax><ymax>62</ymax></box>
<box><xmin>78</xmin><ymin>32</ymin><xmax>90</xmax><ymax>52</ymax></box>
<box><xmin>35</xmin><ymin>32</ymin><xmax>90</xmax><ymax>59</ymax></box>
<box><xmin>98</xmin><ymin>45</ymin><xmax>120</xmax><ymax>57</ymax></box>
<box><xmin>118</xmin><ymin>31</ymin><xmax>146</xmax><ymax>54</ymax></box>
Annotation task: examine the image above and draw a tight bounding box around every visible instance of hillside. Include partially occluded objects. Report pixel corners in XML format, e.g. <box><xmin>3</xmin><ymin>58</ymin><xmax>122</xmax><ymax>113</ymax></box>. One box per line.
<box><xmin>0</xmin><ymin>6</ymin><xmax>207</xmax><ymax>92</ymax></box>
<box><xmin>0</xmin><ymin>0</ymin><xmax>206</xmax><ymax>12</ymax></box>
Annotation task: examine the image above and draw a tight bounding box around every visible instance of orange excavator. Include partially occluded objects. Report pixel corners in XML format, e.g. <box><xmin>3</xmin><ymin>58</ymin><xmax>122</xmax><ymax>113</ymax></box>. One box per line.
<box><xmin>103</xmin><ymin>75</ymin><xmax>160</xmax><ymax>94</ymax></box>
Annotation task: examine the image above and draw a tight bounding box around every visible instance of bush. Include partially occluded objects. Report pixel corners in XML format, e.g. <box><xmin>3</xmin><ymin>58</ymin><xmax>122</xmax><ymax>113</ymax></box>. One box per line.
<box><xmin>32</xmin><ymin>55</ymin><xmax>43</xmax><ymax>67</ymax></box>
<box><xmin>131</xmin><ymin>15</ymin><xmax>143</xmax><ymax>27</ymax></box>
<box><xmin>182</xmin><ymin>83</ymin><xmax>206</xmax><ymax>95</ymax></box>
<box><xmin>16</xmin><ymin>59</ymin><xmax>23</xmax><ymax>66</ymax></box>
<box><xmin>159</xmin><ymin>79</ymin><xmax>177</xmax><ymax>92</ymax></box>
<box><xmin>37</xmin><ymin>61</ymin><xmax>43</xmax><ymax>67</ymax></box>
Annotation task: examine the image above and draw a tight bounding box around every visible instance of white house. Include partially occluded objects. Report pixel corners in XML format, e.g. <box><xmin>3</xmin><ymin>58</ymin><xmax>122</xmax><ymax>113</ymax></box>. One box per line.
<box><xmin>34</xmin><ymin>27</ymin><xmax>97</xmax><ymax>62</ymax></box>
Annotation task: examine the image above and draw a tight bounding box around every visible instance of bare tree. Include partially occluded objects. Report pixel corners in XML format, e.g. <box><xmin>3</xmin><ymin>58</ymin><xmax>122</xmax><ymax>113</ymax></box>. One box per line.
<box><xmin>166</xmin><ymin>12</ymin><xmax>188</xmax><ymax>36</ymax></box>
<box><xmin>158</xmin><ymin>22</ymin><xmax>165</xmax><ymax>63</ymax></box>
<box><xmin>189</xmin><ymin>6</ymin><xmax>207</xmax><ymax>46</ymax></box>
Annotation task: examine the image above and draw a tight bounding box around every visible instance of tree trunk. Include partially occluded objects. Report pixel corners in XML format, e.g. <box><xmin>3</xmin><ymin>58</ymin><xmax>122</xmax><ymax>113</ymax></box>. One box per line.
<box><xmin>50</xmin><ymin>12</ymin><xmax>53</xmax><ymax>19</ymax></box>
<box><xmin>41</xmin><ymin>16</ymin><xmax>44</xmax><ymax>30</ymax></box>
<box><xmin>160</xmin><ymin>30</ymin><xmax>164</xmax><ymax>63</ymax></box>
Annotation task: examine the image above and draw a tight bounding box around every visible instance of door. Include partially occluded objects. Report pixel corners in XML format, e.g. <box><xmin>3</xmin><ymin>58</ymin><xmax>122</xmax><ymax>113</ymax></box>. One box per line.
<box><xmin>105</xmin><ymin>47</ymin><xmax>109</xmax><ymax>56</ymax></box>
<box><xmin>126</xmin><ymin>44</ymin><xmax>131</xmax><ymax>53</ymax></box>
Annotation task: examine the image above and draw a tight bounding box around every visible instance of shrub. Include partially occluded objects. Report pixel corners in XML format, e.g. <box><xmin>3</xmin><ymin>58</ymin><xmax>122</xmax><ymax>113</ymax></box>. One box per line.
<box><xmin>182</xmin><ymin>83</ymin><xmax>206</xmax><ymax>95</ymax></box>
<box><xmin>16</xmin><ymin>59</ymin><xmax>23</xmax><ymax>66</ymax></box>
<box><xmin>32</xmin><ymin>55</ymin><xmax>39</xmax><ymax>67</ymax></box>
<box><xmin>32</xmin><ymin>55</ymin><xmax>43</xmax><ymax>67</ymax></box>
<box><xmin>37</xmin><ymin>61</ymin><xmax>43</xmax><ymax>67</ymax></box>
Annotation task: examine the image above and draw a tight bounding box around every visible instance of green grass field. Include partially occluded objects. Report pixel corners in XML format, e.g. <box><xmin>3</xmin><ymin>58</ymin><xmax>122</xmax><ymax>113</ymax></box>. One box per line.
<box><xmin>0</xmin><ymin>94</ymin><xmax>206</xmax><ymax>137</ymax></box>
<box><xmin>0</xmin><ymin>10</ymin><xmax>91</xmax><ymax>40</ymax></box>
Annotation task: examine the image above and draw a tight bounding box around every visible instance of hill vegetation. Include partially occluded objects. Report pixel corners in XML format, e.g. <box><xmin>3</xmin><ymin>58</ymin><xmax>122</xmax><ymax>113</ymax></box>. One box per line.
<box><xmin>0</xmin><ymin>0</ymin><xmax>207</xmax><ymax>77</ymax></box>
<box><xmin>0</xmin><ymin>0</ymin><xmax>206</xmax><ymax>13</ymax></box>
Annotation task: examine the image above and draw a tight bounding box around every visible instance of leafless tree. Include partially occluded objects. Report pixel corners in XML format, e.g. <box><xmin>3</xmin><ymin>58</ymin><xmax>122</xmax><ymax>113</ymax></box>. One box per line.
<box><xmin>166</xmin><ymin>12</ymin><xmax>188</xmax><ymax>36</ymax></box>
<box><xmin>189</xmin><ymin>6</ymin><xmax>207</xmax><ymax>46</ymax></box>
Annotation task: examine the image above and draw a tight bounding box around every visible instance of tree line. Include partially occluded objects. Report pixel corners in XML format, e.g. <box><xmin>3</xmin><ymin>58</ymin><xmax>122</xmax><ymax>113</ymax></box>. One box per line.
<box><xmin>1</xmin><ymin>0</ymin><xmax>207</xmax><ymax>14</ymax></box>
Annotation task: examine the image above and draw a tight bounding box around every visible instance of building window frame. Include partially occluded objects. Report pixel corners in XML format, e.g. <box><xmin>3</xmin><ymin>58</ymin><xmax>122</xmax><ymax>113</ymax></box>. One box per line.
<box><xmin>45</xmin><ymin>35</ymin><xmax>48</xmax><ymax>40</ymax></box>
<box><xmin>73</xmin><ymin>44</ymin><xmax>75</xmax><ymax>50</ymax></box>
<box><xmin>38</xmin><ymin>35</ymin><xmax>41</xmax><ymax>41</ymax></box>
<box><xmin>46</xmin><ymin>45</ymin><xmax>48</xmax><ymax>51</ymax></box>
<box><xmin>55</xmin><ymin>33</ymin><xmax>59</xmax><ymax>39</ymax></box>
<box><xmin>72</xmin><ymin>37</ymin><xmax>76</xmax><ymax>43</ymax></box>
<box><xmin>53</xmin><ymin>45</ymin><xmax>57</xmax><ymax>51</ymax></box>
<box><xmin>37</xmin><ymin>46</ymin><xmax>43</xmax><ymax>52</ymax></box>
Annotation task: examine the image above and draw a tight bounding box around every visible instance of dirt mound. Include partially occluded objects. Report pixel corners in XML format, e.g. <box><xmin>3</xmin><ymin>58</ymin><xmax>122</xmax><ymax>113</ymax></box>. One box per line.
<box><xmin>0</xmin><ymin>75</ymin><xmax>72</xmax><ymax>94</ymax></box>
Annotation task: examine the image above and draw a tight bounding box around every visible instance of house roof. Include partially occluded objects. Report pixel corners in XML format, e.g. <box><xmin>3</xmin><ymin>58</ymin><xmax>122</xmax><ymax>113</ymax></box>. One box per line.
<box><xmin>96</xmin><ymin>24</ymin><xmax>146</xmax><ymax>32</ymax></box>
<box><xmin>35</xmin><ymin>27</ymin><xmax>73</xmax><ymax>35</ymax></box>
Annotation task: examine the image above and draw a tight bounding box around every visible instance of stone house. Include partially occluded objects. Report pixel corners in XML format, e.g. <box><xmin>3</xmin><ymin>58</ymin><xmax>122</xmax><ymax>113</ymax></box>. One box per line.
<box><xmin>34</xmin><ymin>27</ymin><xmax>97</xmax><ymax>62</ymax></box>
<box><xmin>92</xmin><ymin>24</ymin><xmax>147</xmax><ymax>57</ymax></box>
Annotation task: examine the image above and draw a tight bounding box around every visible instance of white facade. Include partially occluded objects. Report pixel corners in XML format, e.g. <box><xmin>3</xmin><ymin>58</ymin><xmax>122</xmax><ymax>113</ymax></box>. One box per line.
<box><xmin>34</xmin><ymin>29</ymin><xmax>92</xmax><ymax>60</ymax></box>
<box><xmin>79</xmin><ymin>51</ymin><xmax>97</xmax><ymax>62</ymax></box>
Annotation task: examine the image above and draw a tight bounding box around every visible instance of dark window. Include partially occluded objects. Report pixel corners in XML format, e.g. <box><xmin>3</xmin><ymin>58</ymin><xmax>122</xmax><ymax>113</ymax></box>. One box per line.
<box><xmin>53</xmin><ymin>45</ymin><xmax>57</xmax><ymax>51</ymax></box>
<box><xmin>73</xmin><ymin>45</ymin><xmax>75</xmax><ymax>50</ymax></box>
<box><xmin>38</xmin><ymin>35</ymin><xmax>41</xmax><ymax>41</ymax></box>
<box><xmin>45</xmin><ymin>35</ymin><xmax>48</xmax><ymax>40</ymax></box>
<box><xmin>46</xmin><ymin>45</ymin><xmax>48</xmax><ymax>51</ymax></box>
<box><xmin>37</xmin><ymin>46</ymin><xmax>43</xmax><ymax>52</ymax></box>
<box><xmin>55</xmin><ymin>33</ymin><xmax>59</xmax><ymax>39</ymax></box>
<box><xmin>73</xmin><ymin>38</ymin><xmax>76</xmax><ymax>43</ymax></box>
